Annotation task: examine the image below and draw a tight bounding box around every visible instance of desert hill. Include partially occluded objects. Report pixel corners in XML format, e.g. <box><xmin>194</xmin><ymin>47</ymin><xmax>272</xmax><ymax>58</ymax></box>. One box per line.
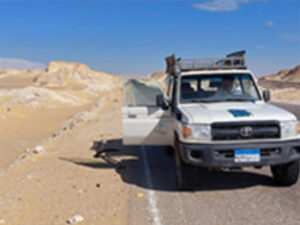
<box><xmin>0</xmin><ymin>61</ymin><xmax>120</xmax><ymax>109</ymax></box>
<box><xmin>258</xmin><ymin>65</ymin><xmax>300</xmax><ymax>90</ymax></box>
<box><xmin>258</xmin><ymin>65</ymin><xmax>300</xmax><ymax>103</ymax></box>
<box><xmin>34</xmin><ymin>61</ymin><xmax>117</xmax><ymax>90</ymax></box>
<box><xmin>151</xmin><ymin>71</ymin><xmax>167</xmax><ymax>84</ymax></box>
<box><xmin>151</xmin><ymin>71</ymin><xmax>168</xmax><ymax>90</ymax></box>
<box><xmin>260</xmin><ymin>65</ymin><xmax>300</xmax><ymax>83</ymax></box>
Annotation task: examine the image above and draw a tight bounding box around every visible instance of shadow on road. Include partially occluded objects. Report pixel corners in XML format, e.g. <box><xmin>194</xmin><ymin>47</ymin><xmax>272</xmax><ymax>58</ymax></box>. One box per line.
<box><xmin>61</xmin><ymin>138</ymin><xmax>278</xmax><ymax>192</ymax></box>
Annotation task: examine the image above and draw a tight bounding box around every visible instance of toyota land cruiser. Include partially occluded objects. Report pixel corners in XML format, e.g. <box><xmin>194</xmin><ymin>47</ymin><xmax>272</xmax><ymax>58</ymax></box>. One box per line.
<box><xmin>122</xmin><ymin>51</ymin><xmax>300</xmax><ymax>190</ymax></box>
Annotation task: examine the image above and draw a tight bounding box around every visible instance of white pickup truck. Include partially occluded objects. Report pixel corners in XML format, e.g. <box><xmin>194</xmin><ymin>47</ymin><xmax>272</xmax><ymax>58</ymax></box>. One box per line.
<box><xmin>122</xmin><ymin>51</ymin><xmax>300</xmax><ymax>190</ymax></box>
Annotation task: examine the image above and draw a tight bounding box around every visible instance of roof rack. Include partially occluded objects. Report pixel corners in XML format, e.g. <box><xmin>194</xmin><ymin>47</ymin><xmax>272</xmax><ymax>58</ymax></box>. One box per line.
<box><xmin>165</xmin><ymin>50</ymin><xmax>247</xmax><ymax>76</ymax></box>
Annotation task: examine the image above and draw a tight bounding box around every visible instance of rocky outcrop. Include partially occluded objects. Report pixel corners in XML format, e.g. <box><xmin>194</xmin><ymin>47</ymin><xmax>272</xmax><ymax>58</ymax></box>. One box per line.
<box><xmin>47</xmin><ymin>61</ymin><xmax>90</xmax><ymax>73</ymax></box>
<box><xmin>0</xmin><ymin>61</ymin><xmax>121</xmax><ymax>109</ymax></box>
<box><xmin>284</xmin><ymin>65</ymin><xmax>300</xmax><ymax>82</ymax></box>
<box><xmin>260</xmin><ymin>65</ymin><xmax>300</xmax><ymax>83</ymax></box>
<box><xmin>258</xmin><ymin>65</ymin><xmax>300</xmax><ymax>103</ymax></box>
<box><xmin>258</xmin><ymin>65</ymin><xmax>300</xmax><ymax>89</ymax></box>
<box><xmin>34</xmin><ymin>61</ymin><xmax>116</xmax><ymax>90</ymax></box>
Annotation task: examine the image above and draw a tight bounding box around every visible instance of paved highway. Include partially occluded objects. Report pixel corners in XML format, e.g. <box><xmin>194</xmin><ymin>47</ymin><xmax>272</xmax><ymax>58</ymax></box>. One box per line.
<box><xmin>122</xmin><ymin>102</ymin><xmax>300</xmax><ymax>225</ymax></box>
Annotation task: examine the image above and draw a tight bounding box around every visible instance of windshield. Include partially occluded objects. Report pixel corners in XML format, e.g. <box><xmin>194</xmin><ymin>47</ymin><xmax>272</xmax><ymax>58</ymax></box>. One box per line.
<box><xmin>180</xmin><ymin>74</ymin><xmax>261</xmax><ymax>103</ymax></box>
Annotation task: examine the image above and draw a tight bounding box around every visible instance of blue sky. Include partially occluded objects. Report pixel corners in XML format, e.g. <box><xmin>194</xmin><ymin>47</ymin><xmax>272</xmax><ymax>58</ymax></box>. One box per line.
<box><xmin>0</xmin><ymin>0</ymin><xmax>299</xmax><ymax>76</ymax></box>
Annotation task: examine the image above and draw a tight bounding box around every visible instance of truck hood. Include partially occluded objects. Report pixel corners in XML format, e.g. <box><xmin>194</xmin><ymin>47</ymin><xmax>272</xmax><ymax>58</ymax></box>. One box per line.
<box><xmin>179</xmin><ymin>102</ymin><xmax>297</xmax><ymax>124</ymax></box>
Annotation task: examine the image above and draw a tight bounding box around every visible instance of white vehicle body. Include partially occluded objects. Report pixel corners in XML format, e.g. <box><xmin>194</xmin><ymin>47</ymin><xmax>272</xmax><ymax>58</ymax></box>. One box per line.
<box><xmin>122</xmin><ymin>69</ymin><xmax>299</xmax><ymax>146</ymax></box>
<box><xmin>176</xmin><ymin>70</ymin><xmax>299</xmax><ymax>144</ymax></box>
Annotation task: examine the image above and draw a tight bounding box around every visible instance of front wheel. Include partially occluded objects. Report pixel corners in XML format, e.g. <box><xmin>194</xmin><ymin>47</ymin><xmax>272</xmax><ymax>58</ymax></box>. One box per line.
<box><xmin>271</xmin><ymin>160</ymin><xmax>299</xmax><ymax>186</ymax></box>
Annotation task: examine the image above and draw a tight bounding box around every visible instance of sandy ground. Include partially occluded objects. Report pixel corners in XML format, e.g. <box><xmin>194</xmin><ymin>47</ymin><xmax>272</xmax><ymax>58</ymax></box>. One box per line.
<box><xmin>257</xmin><ymin>64</ymin><xmax>300</xmax><ymax>104</ymax></box>
<box><xmin>0</xmin><ymin>105</ymin><xmax>91</xmax><ymax>169</ymax></box>
<box><xmin>0</xmin><ymin>64</ymin><xmax>128</xmax><ymax>224</ymax></box>
<box><xmin>0</xmin><ymin>64</ymin><xmax>118</xmax><ymax>170</ymax></box>
<box><xmin>270</xmin><ymin>89</ymin><xmax>300</xmax><ymax>104</ymax></box>
<box><xmin>0</xmin><ymin>87</ymin><xmax>130</xmax><ymax>225</ymax></box>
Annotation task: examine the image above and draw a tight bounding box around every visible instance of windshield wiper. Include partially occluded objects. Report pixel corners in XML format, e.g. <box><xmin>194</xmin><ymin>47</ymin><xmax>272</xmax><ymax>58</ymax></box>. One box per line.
<box><xmin>184</xmin><ymin>99</ymin><xmax>227</xmax><ymax>103</ymax></box>
<box><xmin>182</xmin><ymin>100</ymin><xmax>208</xmax><ymax>103</ymax></box>
<box><xmin>223</xmin><ymin>98</ymin><xmax>256</xmax><ymax>103</ymax></box>
<box><xmin>183</xmin><ymin>98</ymin><xmax>256</xmax><ymax>103</ymax></box>
<box><xmin>182</xmin><ymin>99</ymin><xmax>215</xmax><ymax>103</ymax></box>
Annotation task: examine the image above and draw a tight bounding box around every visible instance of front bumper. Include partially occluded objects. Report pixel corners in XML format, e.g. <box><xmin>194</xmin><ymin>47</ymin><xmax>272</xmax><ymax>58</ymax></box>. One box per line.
<box><xmin>179</xmin><ymin>139</ymin><xmax>300</xmax><ymax>168</ymax></box>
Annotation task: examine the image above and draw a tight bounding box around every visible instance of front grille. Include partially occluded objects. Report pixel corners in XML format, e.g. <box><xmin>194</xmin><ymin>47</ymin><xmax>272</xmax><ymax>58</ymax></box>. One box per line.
<box><xmin>212</xmin><ymin>121</ymin><xmax>280</xmax><ymax>141</ymax></box>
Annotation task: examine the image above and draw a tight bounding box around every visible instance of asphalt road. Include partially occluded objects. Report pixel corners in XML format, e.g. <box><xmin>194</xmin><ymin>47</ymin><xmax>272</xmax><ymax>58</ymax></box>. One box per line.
<box><xmin>116</xmin><ymin>102</ymin><xmax>300</xmax><ymax>225</ymax></box>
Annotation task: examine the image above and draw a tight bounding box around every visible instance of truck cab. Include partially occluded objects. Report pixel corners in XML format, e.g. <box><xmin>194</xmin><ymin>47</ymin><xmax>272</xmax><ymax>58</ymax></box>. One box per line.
<box><xmin>122</xmin><ymin>51</ymin><xmax>300</xmax><ymax>190</ymax></box>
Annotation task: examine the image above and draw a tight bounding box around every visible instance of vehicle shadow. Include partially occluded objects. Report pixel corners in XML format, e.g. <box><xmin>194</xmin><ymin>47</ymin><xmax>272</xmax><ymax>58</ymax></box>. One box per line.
<box><xmin>62</xmin><ymin>138</ymin><xmax>279</xmax><ymax>192</ymax></box>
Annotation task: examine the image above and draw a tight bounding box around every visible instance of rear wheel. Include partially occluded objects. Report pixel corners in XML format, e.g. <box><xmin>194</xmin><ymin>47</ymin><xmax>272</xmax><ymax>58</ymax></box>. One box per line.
<box><xmin>174</xmin><ymin>139</ymin><xmax>195</xmax><ymax>190</ymax></box>
<box><xmin>271</xmin><ymin>160</ymin><xmax>299</xmax><ymax>186</ymax></box>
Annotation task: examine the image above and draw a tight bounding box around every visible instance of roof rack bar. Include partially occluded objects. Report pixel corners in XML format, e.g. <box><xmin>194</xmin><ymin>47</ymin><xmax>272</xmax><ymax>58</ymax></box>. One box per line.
<box><xmin>165</xmin><ymin>50</ymin><xmax>247</xmax><ymax>76</ymax></box>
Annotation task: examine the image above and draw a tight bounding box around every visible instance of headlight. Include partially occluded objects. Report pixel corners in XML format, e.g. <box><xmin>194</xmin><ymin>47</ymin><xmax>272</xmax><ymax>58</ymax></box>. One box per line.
<box><xmin>297</xmin><ymin>122</ymin><xmax>300</xmax><ymax>134</ymax></box>
<box><xmin>182</xmin><ymin>124</ymin><xmax>211</xmax><ymax>141</ymax></box>
<box><xmin>280</xmin><ymin>120</ymin><xmax>299</xmax><ymax>138</ymax></box>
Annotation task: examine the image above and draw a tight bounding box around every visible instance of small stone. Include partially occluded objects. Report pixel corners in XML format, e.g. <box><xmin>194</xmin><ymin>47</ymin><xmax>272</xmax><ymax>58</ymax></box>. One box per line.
<box><xmin>67</xmin><ymin>215</ymin><xmax>84</xmax><ymax>224</ymax></box>
<box><xmin>0</xmin><ymin>219</ymin><xmax>4</xmax><ymax>224</ymax></box>
<box><xmin>69</xmin><ymin>121</ymin><xmax>75</xmax><ymax>130</ymax></box>
<box><xmin>96</xmin><ymin>183</ymin><xmax>101</xmax><ymax>188</ymax></box>
<box><xmin>19</xmin><ymin>154</ymin><xmax>27</xmax><ymax>160</ymax></box>
<box><xmin>136</xmin><ymin>192</ymin><xmax>144</xmax><ymax>198</ymax></box>
<box><xmin>33</xmin><ymin>145</ymin><xmax>45</xmax><ymax>154</ymax></box>
<box><xmin>52</xmin><ymin>132</ymin><xmax>60</xmax><ymax>138</ymax></box>
<box><xmin>77</xmin><ymin>189</ymin><xmax>84</xmax><ymax>194</ymax></box>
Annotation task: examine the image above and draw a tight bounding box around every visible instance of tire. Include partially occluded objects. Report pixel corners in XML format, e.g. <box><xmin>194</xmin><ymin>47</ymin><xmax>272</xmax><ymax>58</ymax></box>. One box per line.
<box><xmin>174</xmin><ymin>139</ymin><xmax>195</xmax><ymax>190</ymax></box>
<box><xmin>271</xmin><ymin>160</ymin><xmax>300</xmax><ymax>186</ymax></box>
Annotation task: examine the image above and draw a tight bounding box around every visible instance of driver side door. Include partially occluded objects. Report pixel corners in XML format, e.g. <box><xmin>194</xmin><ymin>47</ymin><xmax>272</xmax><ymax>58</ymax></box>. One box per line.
<box><xmin>122</xmin><ymin>78</ymin><xmax>173</xmax><ymax>146</ymax></box>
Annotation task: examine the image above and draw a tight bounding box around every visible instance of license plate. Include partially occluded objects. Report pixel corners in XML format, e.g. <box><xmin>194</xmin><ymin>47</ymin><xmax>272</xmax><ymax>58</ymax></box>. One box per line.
<box><xmin>234</xmin><ymin>149</ymin><xmax>260</xmax><ymax>163</ymax></box>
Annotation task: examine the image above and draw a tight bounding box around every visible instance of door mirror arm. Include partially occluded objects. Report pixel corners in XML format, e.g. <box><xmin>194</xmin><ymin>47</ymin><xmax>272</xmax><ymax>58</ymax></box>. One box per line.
<box><xmin>156</xmin><ymin>94</ymin><xmax>170</xmax><ymax>110</ymax></box>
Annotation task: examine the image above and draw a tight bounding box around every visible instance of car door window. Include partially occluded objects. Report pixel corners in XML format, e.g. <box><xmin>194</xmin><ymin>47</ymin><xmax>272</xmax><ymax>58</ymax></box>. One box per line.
<box><xmin>124</xmin><ymin>78</ymin><xmax>165</xmax><ymax>107</ymax></box>
<box><xmin>241</xmin><ymin>76</ymin><xmax>259</xmax><ymax>99</ymax></box>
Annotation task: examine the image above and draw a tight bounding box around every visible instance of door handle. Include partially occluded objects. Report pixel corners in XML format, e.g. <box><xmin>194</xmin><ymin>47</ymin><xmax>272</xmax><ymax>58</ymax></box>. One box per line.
<box><xmin>128</xmin><ymin>114</ymin><xmax>137</xmax><ymax>118</ymax></box>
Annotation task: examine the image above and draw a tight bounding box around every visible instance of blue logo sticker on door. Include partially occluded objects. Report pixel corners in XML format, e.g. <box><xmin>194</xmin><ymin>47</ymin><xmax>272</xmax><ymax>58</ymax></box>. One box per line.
<box><xmin>228</xmin><ymin>109</ymin><xmax>252</xmax><ymax>117</ymax></box>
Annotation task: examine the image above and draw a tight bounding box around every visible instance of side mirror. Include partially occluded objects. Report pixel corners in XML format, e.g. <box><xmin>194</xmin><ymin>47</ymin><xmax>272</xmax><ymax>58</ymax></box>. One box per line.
<box><xmin>156</xmin><ymin>94</ymin><xmax>169</xmax><ymax>110</ymax></box>
<box><xmin>263</xmin><ymin>90</ymin><xmax>270</xmax><ymax>102</ymax></box>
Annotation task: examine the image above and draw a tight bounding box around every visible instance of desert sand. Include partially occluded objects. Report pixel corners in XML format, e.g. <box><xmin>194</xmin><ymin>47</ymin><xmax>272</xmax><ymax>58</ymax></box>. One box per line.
<box><xmin>0</xmin><ymin>62</ymin><xmax>119</xmax><ymax>169</ymax></box>
<box><xmin>0</xmin><ymin>62</ymin><xmax>129</xmax><ymax>224</ymax></box>
<box><xmin>0</xmin><ymin>88</ymin><xmax>130</xmax><ymax>225</ymax></box>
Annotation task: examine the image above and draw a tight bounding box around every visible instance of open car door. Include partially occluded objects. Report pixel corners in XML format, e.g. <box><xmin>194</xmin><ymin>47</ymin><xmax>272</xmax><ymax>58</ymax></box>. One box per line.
<box><xmin>122</xmin><ymin>78</ymin><xmax>173</xmax><ymax>146</ymax></box>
